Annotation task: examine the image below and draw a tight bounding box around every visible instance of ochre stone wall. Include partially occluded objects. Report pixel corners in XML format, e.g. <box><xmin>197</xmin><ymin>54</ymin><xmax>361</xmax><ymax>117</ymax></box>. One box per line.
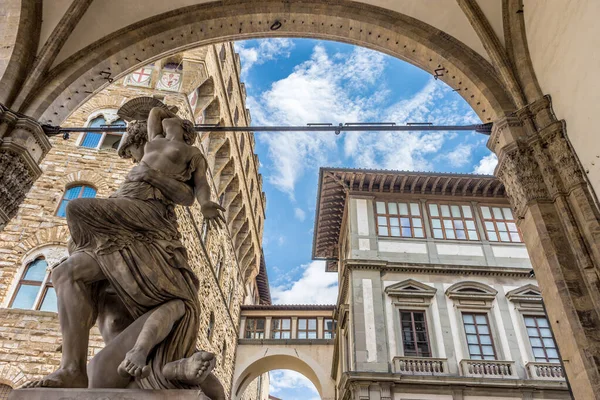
<box><xmin>0</xmin><ymin>43</ymin><xmax>265</xmax><ymax>397</ymax></box>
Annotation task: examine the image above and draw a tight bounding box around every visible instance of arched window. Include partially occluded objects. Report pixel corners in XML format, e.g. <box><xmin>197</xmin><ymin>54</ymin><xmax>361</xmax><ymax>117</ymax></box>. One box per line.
<box><xmin>80</xmin><ymin>115</ymin><xmax>126</xmax><ymax>149</ymax></box>
<box><xmin>240</xmin><ymin>134</ymin><xmax>245</xmax><ymax>155</ymax></box>
<box><xmin>9</xmin><ymin>257</ymin><xmax>57</xmax><ymax>312</ymax></box>
<box><xmin>227</xmin><ymin>78</ymin><xmax>234</xmax><ymax>99</ymax></box>
<box><xmin>0</xmin><ymin>384</ymin><xmax>12</xmax><ymax>400</ymax></box>
<box><xmin>234</xmin><ymin>107</ymin><xmax>239</xmax><ymax>125</ymax></box>
<box><xmin>249</xmin><ymin>180</ymin><xmax>254</xmax><ymax>195</ymax></box>
<box><xmin>207</xmin><ymin>312</ymin><xmax>215</xmax><ymax>341</ymax></box>
<box><xmin>56</xmin><ymin>185</ymin><xmax>97</xmax><ymax>217</ymax></box>
<box><xmin>245</xmin><ymin>158</ymin><xmax>250</xmax><ymax>174</ymax></box>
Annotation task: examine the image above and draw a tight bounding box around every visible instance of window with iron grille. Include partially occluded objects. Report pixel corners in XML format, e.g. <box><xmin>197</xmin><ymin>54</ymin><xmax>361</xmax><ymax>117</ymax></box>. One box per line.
<box><xmin>480</xmin><ymin>205</ymin><xmax>522</xmax><ymax>242</ymax></box>
<box><xmin>324</xmin><ymin>318</ymin><xmax>336</xmax><ymax>339</ymax></box>
<box><xmin>271</xmin><ymin>318</ymin><xmax>292</xmax><ymax>339</ymax></box>
<box><xmin>524</xmin><ymin>315</ymin><xmax>559</xmax><ymax>363</ymax></box>
<box><xmin>375</xmin><ymin>201</ymin><xmax>424</xmax><ymax>238</ymax></box>
<box><xmin>400</xmin><ymin>311</ymin><xmax>431</xmax><ymax>357</ymax></box>
<box><xmin>462</xmin><ymin>313</ymin><xmax>496</xmax><ymax>360</ymax></box>
<box><xmin>245</xmin><ymin>318</ymin><xmax>266</xmax><ymax>339</ymax></box>
<box><xmin>297</xmin><ymin>318</ymin><xmax>318</xmax><ymax>339</ymax></box>
<box><xmin>56</xmin><ymin>185</ymin><xmax>97</xmax><ymax>217</ymax></box>
<box><xmin>9</xmin><ymin>257</ymin><xmax>57</xmax><ymax>312</ymax></box>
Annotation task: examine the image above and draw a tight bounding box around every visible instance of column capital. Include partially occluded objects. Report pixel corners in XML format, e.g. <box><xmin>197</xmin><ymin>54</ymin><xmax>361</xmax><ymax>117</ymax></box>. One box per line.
<box><xmin>0</xmin><ymin>104</ymin><xmax>51</xmax><ymax>228</ymax></box>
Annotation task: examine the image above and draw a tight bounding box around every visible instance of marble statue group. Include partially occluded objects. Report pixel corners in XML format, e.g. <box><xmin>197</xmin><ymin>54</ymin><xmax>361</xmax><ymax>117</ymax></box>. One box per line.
<box><xmin>21</xmin><ymin>100</ymin><xmax>226</xmax><ymax>400</ymax></box>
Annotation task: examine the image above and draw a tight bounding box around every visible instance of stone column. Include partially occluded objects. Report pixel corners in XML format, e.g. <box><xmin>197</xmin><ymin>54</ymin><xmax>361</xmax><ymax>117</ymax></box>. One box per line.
<box><xmin>0</xmin><ymin>104</ymin><xmax>50</xmax><ymax>229</ymax></box>
<box><xmin>489</xmin><ymin>96</ymin><xmax>600</xmax><ymax>399</ymax></box>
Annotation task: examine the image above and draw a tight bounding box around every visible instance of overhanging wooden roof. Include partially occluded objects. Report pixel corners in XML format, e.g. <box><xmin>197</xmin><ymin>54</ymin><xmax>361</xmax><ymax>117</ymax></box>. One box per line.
<box><xmin>312</xmin><ymin>167</ymin><xmax>506</xmax><ymax>264</ymax></box>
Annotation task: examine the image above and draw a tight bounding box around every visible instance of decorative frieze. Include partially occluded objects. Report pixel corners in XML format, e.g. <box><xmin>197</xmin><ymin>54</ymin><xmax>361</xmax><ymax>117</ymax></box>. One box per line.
<box><xmin>0</xmin><ymin>104</ymin><xmax>51</xmax><ymax>228</ymax></box>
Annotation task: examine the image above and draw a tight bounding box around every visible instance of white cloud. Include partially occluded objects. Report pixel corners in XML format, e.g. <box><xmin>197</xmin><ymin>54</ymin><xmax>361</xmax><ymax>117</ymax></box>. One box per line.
<box><xmin>443</xmin><ymin>144</ymin><xmax>473</xmax><ymax>168</ymax></box>
<box><xmin>294</xmin><ymin>208</ymin><xmax>306</xmax><ymax>221</ymax></box>
<box><xmin>235</xmin><ymin>39</ymin><xmax>295</xmax><ymax>78</ymax></box>
<box><xmin>473</xmin><ymin>153</ymin><xmax>498</xmax><ymax>175</ymax></box>
<box><xmin>269</xmin><ymin>370</ymin><xmax>319</xmax><ymax>399</ymax></box>
<box><xmin>271</xmin><ymin>260</ymin><xmax>338</xmax><ymax>304</ymax></box>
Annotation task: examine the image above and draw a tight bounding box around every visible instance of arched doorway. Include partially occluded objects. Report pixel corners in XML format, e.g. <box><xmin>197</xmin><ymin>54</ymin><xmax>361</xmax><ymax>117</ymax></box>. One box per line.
<box><xmin>233</xmin><ymin>352</ymin><xmax>334</xmax><ymax>400</ymax></box>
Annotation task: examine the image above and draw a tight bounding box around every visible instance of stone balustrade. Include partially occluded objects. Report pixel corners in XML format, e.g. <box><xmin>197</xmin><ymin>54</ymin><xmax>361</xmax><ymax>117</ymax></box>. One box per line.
<box><xmin>526</xmin><ymin>362</ymin><xmax>565</xmax><ymax>380</ymax></box>
<box><xmin>392</xmin><ymin>356</ymin><xmax>448</xmax><ymax>375</ymax></box>
<box><xmin>460</xmin><ymin>359</ymin><xmax>517</xmax><ymax>379</ymax></box>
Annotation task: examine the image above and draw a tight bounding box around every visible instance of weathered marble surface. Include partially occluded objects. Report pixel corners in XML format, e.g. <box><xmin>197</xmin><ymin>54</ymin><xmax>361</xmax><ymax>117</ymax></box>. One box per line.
<box><xmin>9</xmin><ymin>388</ymin><xmax>210</xmax><ymax>399</ymax></box>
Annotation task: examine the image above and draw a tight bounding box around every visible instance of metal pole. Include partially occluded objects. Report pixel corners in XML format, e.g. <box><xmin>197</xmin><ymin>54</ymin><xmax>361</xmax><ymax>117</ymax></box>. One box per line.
<box><xmin>42</xmin><ymin>122</ymin><xmax>493</xmax><ymax>136</ymax></box>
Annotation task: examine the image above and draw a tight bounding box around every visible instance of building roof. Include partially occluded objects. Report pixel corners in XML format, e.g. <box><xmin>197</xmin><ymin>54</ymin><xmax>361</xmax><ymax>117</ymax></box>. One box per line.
<box><xmin>241</xmin><ymin>304</ymin><xmax>336</xmax><ymax>311</ymax></box>
<box><xmin>255</xmin><ymin>252</ymin><xmax>272</xmax><ymax>305</ymax></box>
<box><xmin>312</xmin><ymin>167</ymin><xmax>506</xmax><ymax>265</ymax></box>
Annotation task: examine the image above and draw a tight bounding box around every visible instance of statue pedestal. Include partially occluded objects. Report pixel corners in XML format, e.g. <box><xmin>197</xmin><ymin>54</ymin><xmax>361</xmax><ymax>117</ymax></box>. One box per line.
<box><xmin>9</xmin><ymin>388</ymin><xmax>211</xmax><ymax>399</ymax></box>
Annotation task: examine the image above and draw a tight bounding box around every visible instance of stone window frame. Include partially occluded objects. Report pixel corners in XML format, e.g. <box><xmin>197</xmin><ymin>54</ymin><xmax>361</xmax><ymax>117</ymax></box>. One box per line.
<box><xmin>76</xmin><ymin>109</ymin><xmax>126</xmax><ymax>150</ymax></box>
<box><xmin>374</xmin><ymin>199</ymin><xmax>425</xmax><ymax>239</ymax></box>
<box><xmin>297</xmin><ymin>317</ymin><xmax>318</xmax><ymax>339</ymax></box>
<box><xmin>4</xmin><ymin>245</ymin><xmax>68</xmax><ymax>312</ymax></box>
<box><xmin>271</xmin><ymin>317</ymin><xmax>292</xmax><ymax>339</ymax></box>
<box><xmin>55</xmin><ymin>183</ymin><xmax>97</xmax><ymax>218</ymax></box>
<box><xmin>324</xmin><ymin>318</ymin><xmax>336</xmax><ymax>339</ymax></box>
<box><xmin>385</xmin><ymin>279</ymin><xmax>439</xmax><ymax>358</ymax></box>
<box><xmin>244</xmin><ymin>317</ymin><xmax>266</xmax><ymax>339</ymax></box>
<box><xmin>478</xmin><ymin>204</ymin><xmax>523</xmax><ymax>243</ymax></box>
<box><xmin>506</xmin><ymin>284</ymin><xmax>558</xmax><ymax>365</ymax></box>
<box><xmin>426</xmin><ymin>202</ymin><xmax>479</xmax><ymax>241</ymax></box>
<box><xmin>446</xmin><ymin>281</ymin><xmax>508</xmax><ymax>361</ymax></box>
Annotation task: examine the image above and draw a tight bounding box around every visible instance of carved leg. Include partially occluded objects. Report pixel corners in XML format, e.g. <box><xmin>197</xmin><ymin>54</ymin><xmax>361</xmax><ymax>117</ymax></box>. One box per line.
<box><xmin>117</xmin><ymin>299</ymin><xmax>185</xmax><ymax>379</ymax></box>
<box><xmin>22</xmin><ymin>252</ymin><xmax>106</xmax><ymax>388</ymax></box>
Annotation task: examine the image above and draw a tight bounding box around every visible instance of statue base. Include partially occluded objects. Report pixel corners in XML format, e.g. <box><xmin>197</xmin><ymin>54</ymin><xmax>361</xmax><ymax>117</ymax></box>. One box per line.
<box><xmin>9</xmin><ymin>388</ymin><xmax>211</xmax><ymax>399</ymax></box>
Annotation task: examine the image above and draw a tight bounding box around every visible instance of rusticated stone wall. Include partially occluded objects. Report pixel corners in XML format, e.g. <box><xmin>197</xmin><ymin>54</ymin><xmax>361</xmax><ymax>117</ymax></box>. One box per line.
<box><xmin>0</xmin><ymin>43</ymin><xmax>266</xmax><ymax>398</ymax></box>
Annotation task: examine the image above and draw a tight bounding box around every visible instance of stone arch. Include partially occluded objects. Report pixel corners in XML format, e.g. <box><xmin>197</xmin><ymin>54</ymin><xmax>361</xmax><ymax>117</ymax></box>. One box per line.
<box><xmin>196</xmin><ymin>77</ymin><xmax>215</xmax><ymax>111</ymax></box>
<box><xmin>11</xmin><ymin>226</ymin><xmax>70</xmax><ymax>259</ymax></box>
<box><xmin>0</xmin><ymin>363</ymin><xmax>28</xmax><ymax>388</ymax></box>
<box><xmin>57</xmin><ymin>170</ymin><xmax>110</xmax><ymax>197</ymax></box>
<box><xmin>20</xmin><ymin>0</ymin><xmax>517</xmax><ymax>126</ymax></box>
<box><xmin>233</xmin><ymin>351</ymin><xmax>333</xmax><ymax>400</ymax></box>
<box><xmin>203</xmin><ymin>97</ymin><xmax>221</xmax><ymax>125</ymax></box>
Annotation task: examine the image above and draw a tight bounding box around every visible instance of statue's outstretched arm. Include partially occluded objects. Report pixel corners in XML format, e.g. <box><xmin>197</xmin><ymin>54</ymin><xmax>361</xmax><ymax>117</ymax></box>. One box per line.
<box><xmin>147</xmin><ymin>107</ymin><xmax>176</xmax><ymax>141</ymax></box>
<box><xmin>192</xmin><ymin>154</ymin><xmax>226</xmax><ymax>228</ymax></box>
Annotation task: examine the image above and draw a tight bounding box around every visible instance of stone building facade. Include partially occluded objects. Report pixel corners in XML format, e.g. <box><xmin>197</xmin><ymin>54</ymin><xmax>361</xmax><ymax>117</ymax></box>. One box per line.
<box><xmin>313</xmin><ymin>168</ymin><xmax>571</xmax><ymax>400</ymax></box>
<box><xmin>0</xmin><ymin>43</ymin><xmax>270</xmax><ymax>398</ymax></box>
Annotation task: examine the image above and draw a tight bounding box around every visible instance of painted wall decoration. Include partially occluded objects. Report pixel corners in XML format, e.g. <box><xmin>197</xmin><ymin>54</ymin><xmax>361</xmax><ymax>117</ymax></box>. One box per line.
<box><xmin>157</xmin><ymin>71</ymin><xmax>182</xmax><ymax>92</ymax></box>
<box><xmin>188</xmin><ymin>88</ymin><xmax>199</xmax><ymax>114</ymax></box>
<box><xmin>126</xmin><ymin>67</ymin><xmax>153</xmax><ymax>87</ymax></box>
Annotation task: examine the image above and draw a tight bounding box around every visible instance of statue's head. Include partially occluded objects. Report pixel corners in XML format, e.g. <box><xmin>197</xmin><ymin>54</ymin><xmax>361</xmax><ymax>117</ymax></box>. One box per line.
<box><xmin>117</xmin><ymin>121</ymin><xmax>148</xmax><ymax>162</ymax></box>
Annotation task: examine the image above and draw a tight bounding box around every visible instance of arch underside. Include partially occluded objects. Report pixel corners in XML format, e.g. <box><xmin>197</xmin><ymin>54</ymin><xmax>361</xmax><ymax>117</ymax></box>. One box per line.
<box><xmin>233</xmin><ymin>353</ymin><xmax>325</xmax><ymax>399</ymax></box>
<box><xmin>21</xmin><ymin>0</ymin><xmax>516</xmax><ymax>125</ymax></box>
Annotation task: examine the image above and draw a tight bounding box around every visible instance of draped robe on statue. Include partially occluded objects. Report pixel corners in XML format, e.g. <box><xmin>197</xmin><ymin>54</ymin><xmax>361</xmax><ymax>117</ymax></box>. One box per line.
<box><xmin>65</xmin><ymin>155</ymin><xmax>205</xmax><ymax>389</ymax></box>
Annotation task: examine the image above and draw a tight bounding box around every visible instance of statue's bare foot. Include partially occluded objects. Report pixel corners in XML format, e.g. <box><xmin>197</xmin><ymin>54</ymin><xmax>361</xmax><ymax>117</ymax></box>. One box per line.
<box><xmin>163</xmin><ymin>351</ymin><xmax>215</xmax><ymax>384</ymax></box>
<box><xmin>21</xmin><ymin>368</ymin><xmax>87</xmax><ymax>388</ymax></box>
<box><xmin>117</xmin><ymin>347</ymin><xmax>151</xmax><ymax>379</ymax></box>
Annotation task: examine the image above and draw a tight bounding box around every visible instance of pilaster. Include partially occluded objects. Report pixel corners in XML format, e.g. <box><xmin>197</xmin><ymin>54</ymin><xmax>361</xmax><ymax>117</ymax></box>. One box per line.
<box><xmin>489</xmin><ymin>95</ymin><xmax>600</xmax><ymax>399</ymax></box>
<box><xmin>0</xmin><ymin>104</ymin><xmax>50</xmax><ymax>228</ymax></box>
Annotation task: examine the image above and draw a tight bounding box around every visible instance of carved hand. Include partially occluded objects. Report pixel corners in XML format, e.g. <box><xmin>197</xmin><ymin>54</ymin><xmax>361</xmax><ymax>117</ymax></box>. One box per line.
<box><xmin>202</xmin><ymin>201</ymin><xmax>226</xmax><ymax>230</ymax></box>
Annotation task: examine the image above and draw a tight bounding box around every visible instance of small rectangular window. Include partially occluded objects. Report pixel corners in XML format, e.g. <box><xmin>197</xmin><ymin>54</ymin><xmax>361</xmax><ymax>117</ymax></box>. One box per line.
<box><xmin>244</xmin><ymin>318</ymin><xmax>265</xmax><ymax>339</ymax></box>
<box><xmin>400</xmin><ymin>311</ymin><xmax>431</xmax><ymax>357</ymax></box>
<box><xmin>271</xmin><ymin>318</ymin><xmax>292</xmax><ymax>339</ymax></box>
<box><xmin>375</xmin><ymin>201</ymin><xmax>424</xmax><ymax>238</ymax></box>
<box><xmin>324</xmin><ymin>318</ymin><xmax>336</xmax><ymax>339</ymax></box>
<box><xmin>428</xmin><ymin>203</ymin><xmax>478</xmax><ymax>241</ymax></box>
<box><xmin>524</xmin><ymin>315</ymin><xmax>559</xmax><ymax>363</ymax></box>
<box><xmin>480</xmin><ymin>205</ymin><xmax>522</xmax><ymax>242</ymax></box>
<box><xmin>297</xmin><ymin>318</ymin><xmax>318</xmax><ymax>339</ymax></box>
<box><xmin>462</xmin><ymin>313</ymin><xmax>496</xmax><ymax>360</ymax></box>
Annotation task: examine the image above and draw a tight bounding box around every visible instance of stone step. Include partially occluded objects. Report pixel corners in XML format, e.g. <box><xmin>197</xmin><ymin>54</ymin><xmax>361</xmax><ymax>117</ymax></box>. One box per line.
<box><xmin>9</xmin><ymin>388</ymin><xmax>211</xmax><ymax>400</ymax></box>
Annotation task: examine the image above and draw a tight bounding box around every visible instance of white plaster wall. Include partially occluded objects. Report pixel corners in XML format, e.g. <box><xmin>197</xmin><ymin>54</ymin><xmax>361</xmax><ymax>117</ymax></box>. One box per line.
<box><xmin>437</xmin><ymin>243</ymin><xmax>483</xmax><ymax>257</ymax></box>
<box><xmin>362</xmin><ymin>279</ymin><xmax>377</xmax><ymax>362</ymax></box>
<box><xmin>379</xmin><ymin>241</ymin><xmax>427</xmax><ymax>254</ymax></box>
<box><xmin>395</xmin><ymin>394</ymin><xmax>452</xmax><ymax>400</ymax></box>
<box><xmin>525</xmin><ymin>0</ymin><xmax>600</xmax><ymax>196</ymax></box>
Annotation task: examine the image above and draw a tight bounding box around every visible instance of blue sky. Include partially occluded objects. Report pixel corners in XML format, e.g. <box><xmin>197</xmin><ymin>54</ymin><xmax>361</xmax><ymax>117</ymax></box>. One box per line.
<box><xmin>234</xmin><ymin>38</ymin><xmax>497</xmax><ymax>399</ymax></box>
